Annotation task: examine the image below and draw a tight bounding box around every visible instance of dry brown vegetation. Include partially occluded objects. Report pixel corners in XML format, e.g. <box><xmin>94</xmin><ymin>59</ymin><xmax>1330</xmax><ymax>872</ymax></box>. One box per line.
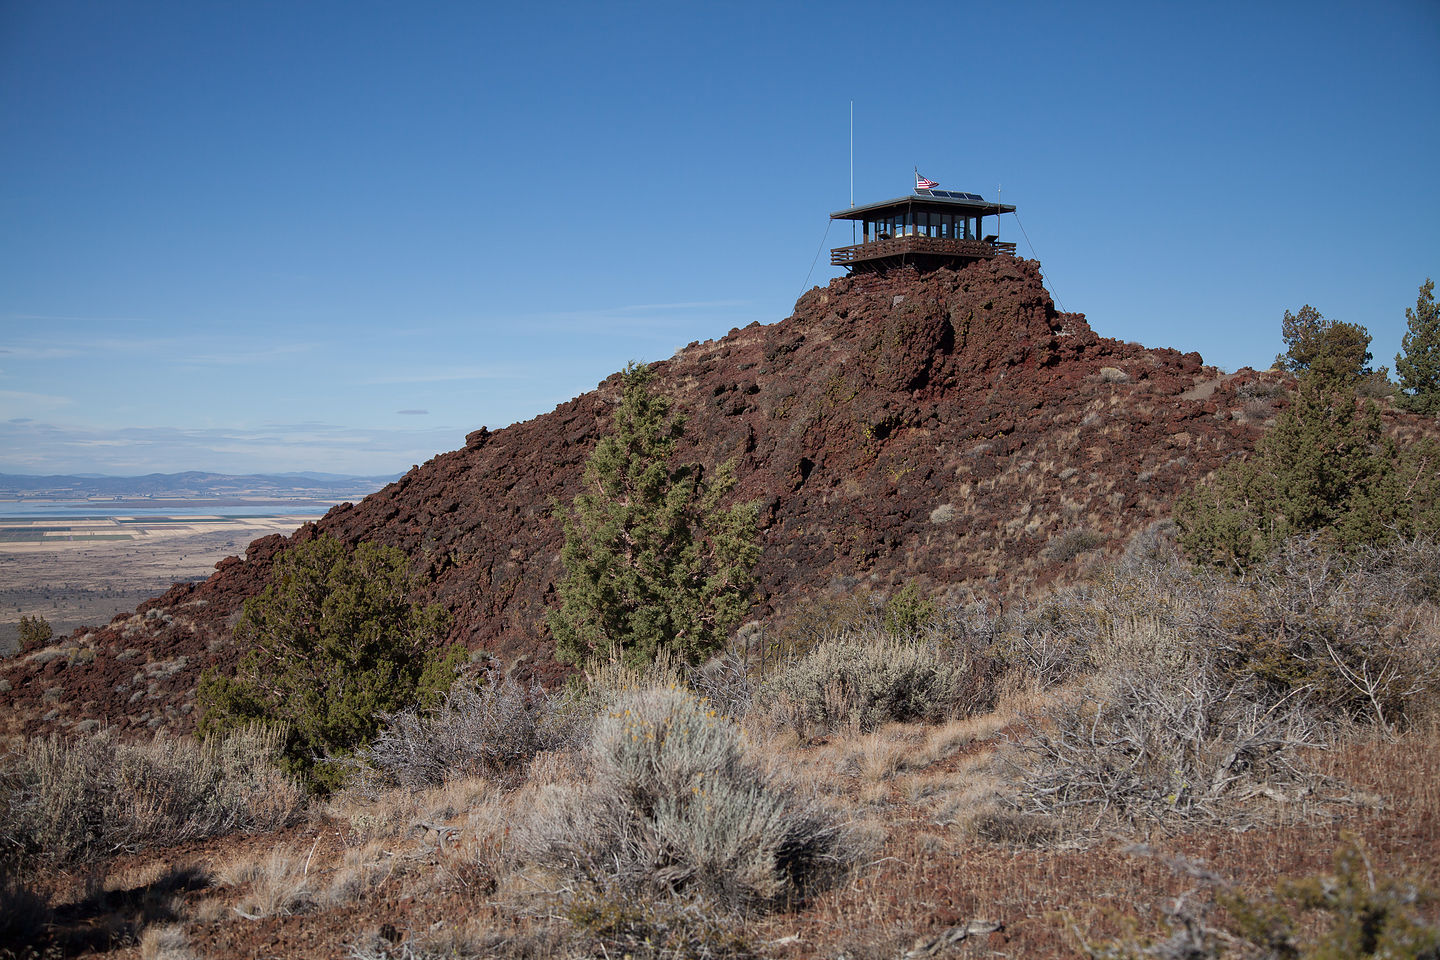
<box><xmin>2</xmin><ymin>536</ymin><xmax>1438</xmax><ymax>959</ymax></box>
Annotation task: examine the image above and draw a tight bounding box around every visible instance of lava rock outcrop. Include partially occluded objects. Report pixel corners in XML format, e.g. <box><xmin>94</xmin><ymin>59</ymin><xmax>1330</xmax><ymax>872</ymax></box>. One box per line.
<box><xmin>2</xmin><ymin>258</ymin><xmax>1294</xmax><ymax>737</ymax></box>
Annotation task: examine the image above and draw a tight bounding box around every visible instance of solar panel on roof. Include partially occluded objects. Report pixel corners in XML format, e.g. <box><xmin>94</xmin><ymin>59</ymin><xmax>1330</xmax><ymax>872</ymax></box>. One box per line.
<box><xmin>920</xmin><ymin>189</ymin><xmax>986</xmax><ymax>201</ymax></box>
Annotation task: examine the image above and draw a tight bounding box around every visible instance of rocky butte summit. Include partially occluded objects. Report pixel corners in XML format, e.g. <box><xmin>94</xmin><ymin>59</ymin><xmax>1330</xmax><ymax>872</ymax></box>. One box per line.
<box><xmin>1</xmin><ymin>250</ymin><xmax>1311</xmax><ymax>739</ymax></box>
<box><xmin>5</xmin><ymin>171</ymin><xmax>1314</xmax><ymax>739</ymax></box>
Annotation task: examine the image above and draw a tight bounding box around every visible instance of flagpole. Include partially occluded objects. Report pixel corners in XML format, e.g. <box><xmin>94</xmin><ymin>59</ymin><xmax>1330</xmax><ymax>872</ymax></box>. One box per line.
<box><xmin>849</xmin><ymin>100</ymin><xmax>855</xmax><ymax>244</ymax></box>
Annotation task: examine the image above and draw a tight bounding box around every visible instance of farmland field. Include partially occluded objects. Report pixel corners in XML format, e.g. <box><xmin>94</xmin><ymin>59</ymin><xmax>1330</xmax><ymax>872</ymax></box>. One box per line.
<box><xmin>0</xmin><ymin>512</ymin><xmax>316</xmax><ymax>652</ymax></box>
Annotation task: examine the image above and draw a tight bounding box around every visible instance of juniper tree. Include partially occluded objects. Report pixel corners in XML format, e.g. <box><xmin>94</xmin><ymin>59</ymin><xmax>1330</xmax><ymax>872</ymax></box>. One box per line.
<box><xmin>16</xmin><ymin>615</ymin><xmax>51</xmax><ymax>653</ymax></box>
<box><xmin>549</xmin><ymin>363</ymin><xmax>760</xmax><ymax>669</ymax></box>
<box><xmin>1396</xmin><ymin>278</ymin><xmax>1440</xmax><ymax>416</ymax></box>
<box><xmin>197</xmin><ymin>534</ymin><xmax>462</xmax><ymax>792</ymax></box>
<box><xmin>1276</xmin><ymin>303</ymin><xmax>1376</xmax><ymax>384</ymax></box>
<box><xmin>1177</xmin><ymin>371</ymin><xmax>1440</xmax><ymax>570</ymax></box>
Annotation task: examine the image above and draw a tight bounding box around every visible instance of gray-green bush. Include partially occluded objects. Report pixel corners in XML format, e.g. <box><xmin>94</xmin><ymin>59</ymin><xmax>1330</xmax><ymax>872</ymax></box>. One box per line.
<box><xmin>362</xmin><ymin>667</ymin><xmax>581</xmax><ymax>790</ymax></box>
<box><xmin>1197</xmin><ymin>535</ymin><xmax>1440</xmax><ymax>729</ymax></box>
<box><xmin>518</xmin><ymin>686</ymin><xmax>844</xmax><ymax>912</ymax></box>
<box><xmin>0</xmin><ymin>726</ymin><xmax>303</xmax><ymax>872</ymax></box>
<box><xmin>755</xmin><ymin>634</ymin><xmax>990</xmax><ymax>734</ymax></box>
<box><xmin>1005</xmin><ymin>663</ymin><xmax>1322</xmax><ymax>832</ymax></box>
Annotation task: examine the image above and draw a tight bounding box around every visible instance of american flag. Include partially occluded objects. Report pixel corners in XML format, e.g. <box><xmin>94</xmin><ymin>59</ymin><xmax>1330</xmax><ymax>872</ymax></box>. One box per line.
<box><xmin>916</xmin><ymin>172</ymin><xmax>938</xmax><ymax>189</ymax></box>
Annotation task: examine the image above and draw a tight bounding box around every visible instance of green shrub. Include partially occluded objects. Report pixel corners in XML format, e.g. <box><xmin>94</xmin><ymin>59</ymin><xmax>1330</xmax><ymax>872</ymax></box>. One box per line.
<box><xmin>1223</xmin><ymin>838</ymin><xmax>1439</xmax><ymax>959</ymax></box>
<box><xmin>0</xmin><ymin>726</ymin><xmax>302</xmax><ymax>873</ymax></box>
<box><xmin>881</xmin><ymin>581</ymin><xmax>938</xmax><ymax>637</ymax></box>
<box><xmin>1092</xmin><ymin>838</ymin><xmax>1438</xmax><ymax>959</ymax></box>
<box><xmin>549</xmin><ymin>363</ymin><xmax>760</xmax><ymax>669</ymax></box>
<box><xmin>1396</xmin><ymin>277</ymin><xmax>1440</xmax><ymax>416</ymax></box>
<box><xmin>519</xmin><ymin>686</ymin><xmax>844</xmax><ymax>912</ymax></box>
<box><xmin>16</xmin><ymin>615</ymin><xmax>51</xmax><ymax>654</ymax></box>
<box><xmin>1177</xmin><ymin>372</ymin><xmax>1440</xmax><ymax>570</ymax></box>
<box><xmin>197</xmin><ymin>534</ymin><xmax>463</xmax><ymax>793</ymax></box>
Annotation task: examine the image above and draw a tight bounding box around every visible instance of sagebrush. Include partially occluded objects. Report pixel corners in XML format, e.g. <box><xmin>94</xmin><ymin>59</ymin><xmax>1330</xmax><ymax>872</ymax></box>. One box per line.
<box><xmin>0</xmin><ymin>725</ymin><xmax>302</xmax><ymax>873</ymax></box>
<box><xmin>517</xmin><ymin>685</ymin><xmax>845</xmax><ymax>912</ymax></box>
<box><xmin>363</xmin><ymin>667</ymin><xmax>581</xmax><ymax>789</ymax></box>
<box><xmin>755</xmin><ymin>632</ymin><xmax>993</xmax><ymax>734</ymax></box>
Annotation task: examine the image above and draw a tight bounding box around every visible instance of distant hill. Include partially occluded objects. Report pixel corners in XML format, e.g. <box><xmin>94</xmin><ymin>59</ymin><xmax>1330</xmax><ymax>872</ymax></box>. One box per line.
<box><xmin>0</xmin><ymin>471</ymin><xmax>401</xmax><ymax>502</ymax></box>
<box><xmin>5</xmin><ymin>256</ymin><xmax>1381</xmax><ymax>739</ymax></box>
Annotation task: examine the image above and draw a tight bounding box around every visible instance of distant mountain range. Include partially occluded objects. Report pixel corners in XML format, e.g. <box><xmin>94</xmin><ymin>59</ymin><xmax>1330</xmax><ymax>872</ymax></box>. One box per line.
<box><xmin>0</xmin><ymin>471</ymin><xmax>400</xmax><ymax>501</ymax></box>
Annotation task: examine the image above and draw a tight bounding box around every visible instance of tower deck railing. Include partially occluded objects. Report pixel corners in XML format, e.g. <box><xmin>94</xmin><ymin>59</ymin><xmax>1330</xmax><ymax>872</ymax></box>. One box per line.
<box><xmin>830</xmin><ymin>235</ymin><xmax>1017</xmax><ymax>266</ymax></box>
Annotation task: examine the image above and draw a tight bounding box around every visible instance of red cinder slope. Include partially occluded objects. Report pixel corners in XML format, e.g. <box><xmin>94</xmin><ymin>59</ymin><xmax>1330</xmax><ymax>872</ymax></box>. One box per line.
<box><xmin>1</xmin><ymin>259</ymin><xmax>1288</xmax><ymax>737</ymax></box>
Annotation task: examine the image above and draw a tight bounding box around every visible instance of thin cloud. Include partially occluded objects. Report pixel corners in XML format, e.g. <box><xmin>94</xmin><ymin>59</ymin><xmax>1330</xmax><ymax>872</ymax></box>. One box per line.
<box><xmin>178</xmin><ymin>342</ymin><xmax>318</xmax><ymax>365</ymax></box>
<box><xmin>512</xmin><ymin>298</ymin><xmax>760</xmax><ymax>337</ymax></box>
<box><xmin>0</xmin><ymin>336</ymin><xmax>180</xmax><ymax>360</ymax></box>
<box><xmin>364</xmin><ymin>365</ymin><xmax>520</xmax><ymax>385</ymax></box>
<box><xmin>0</xmin><ymin>388</ymin><xmax>73</xmax><ymax>406</ymax></box>
<box><xmin>538</xmin><ymin>298</ymin><xmax>751</xmax><ymax>323</ymax></box>
<box><xmin>6</xmin><ymin>313</ymin><xmax>163</xmax><ymax>324</ymax></box>
<box><xmin>0</xmin><ymin>345</ymin><xmax>83</xmax><ymax>360</ymax></box>
<box><xmin>3</xmin><ymin>331</ymin><xmax>316</xmax><ymax>366</ymax></box>
<box><xmin>597</xmin><ymin>300</ymin><xmax>752</xmax><ymax>312</ymax></box>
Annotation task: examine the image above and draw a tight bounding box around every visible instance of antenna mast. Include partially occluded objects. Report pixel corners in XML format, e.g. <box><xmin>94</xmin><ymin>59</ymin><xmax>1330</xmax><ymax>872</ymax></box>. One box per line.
<box><xmin>849</xmin><ymin>100</ymin><xmax>855</xmax><ymax>243</ymax></box>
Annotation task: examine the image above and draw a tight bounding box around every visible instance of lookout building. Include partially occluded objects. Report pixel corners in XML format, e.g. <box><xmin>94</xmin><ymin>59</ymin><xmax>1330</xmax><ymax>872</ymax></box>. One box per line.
<box><xmin>830</xmin><ymin>188</ymin><xmax>1016</xmax><ymax>274</ymax></box>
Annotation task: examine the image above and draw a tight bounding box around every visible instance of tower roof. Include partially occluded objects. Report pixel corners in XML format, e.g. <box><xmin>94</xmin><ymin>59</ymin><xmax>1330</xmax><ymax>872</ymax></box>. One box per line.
<box><xmin>831</xmin><ymin>189</ymin><xmax>1014</xmax><ymax>221</ymax></box>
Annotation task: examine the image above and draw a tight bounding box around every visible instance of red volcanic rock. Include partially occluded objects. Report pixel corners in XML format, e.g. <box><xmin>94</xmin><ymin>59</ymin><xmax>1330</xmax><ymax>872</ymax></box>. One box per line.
<box><xmin>1</xmin><ymin>259</ymin><xmax>1317</xmax><ymax>738</ymax></box>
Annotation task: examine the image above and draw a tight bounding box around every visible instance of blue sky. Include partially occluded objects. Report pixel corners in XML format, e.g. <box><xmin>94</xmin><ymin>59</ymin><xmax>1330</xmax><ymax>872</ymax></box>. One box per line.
<box><xmin>2</xmin><ymin>0</ymin><xmax>1436</xmax><ymax>475</ymax></box>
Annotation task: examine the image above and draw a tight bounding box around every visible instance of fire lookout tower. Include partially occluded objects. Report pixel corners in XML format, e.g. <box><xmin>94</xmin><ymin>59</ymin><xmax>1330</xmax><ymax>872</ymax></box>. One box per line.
<box><xmin>830</xmin><ymin>187</ymin><xmax>1016</xmax><ymax>274</ymax></box>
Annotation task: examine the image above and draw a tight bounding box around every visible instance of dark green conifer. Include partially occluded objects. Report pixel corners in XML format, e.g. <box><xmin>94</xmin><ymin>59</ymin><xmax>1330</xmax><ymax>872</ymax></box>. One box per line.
<box><xmin>1276</xmin><ymin>303</ymin><xmax>1378</xmax><ymax>385</ymax></box>
<box><xmin>1396</xmin><ymin>278</ymin><xmax>1440</xmax><ymax>416</ymax></box>
<box><xmin>16</xmin><ymin>614</ymin><xmax>52</xmax><ymax>653</ymax></box>
<box><xmin>197</xmin><ymin>534</ymin><xmax>461</xmax><ymax>792</ymax></box>
<box><xmin>1177</xmin><ymin>372</ymin><xmax>1439</xmax><ymax>570</ymax></box>
<box><xmin>549</xmin><ymin>363</ymin><xmax>760</xmax><ymax>669</ymax></box>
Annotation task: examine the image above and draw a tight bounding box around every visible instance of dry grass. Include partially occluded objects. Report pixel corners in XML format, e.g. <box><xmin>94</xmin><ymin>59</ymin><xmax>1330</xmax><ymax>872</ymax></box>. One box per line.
<box><xmin>322</xmin><ymin>841</ymin><xmax>397</xmax><ymax>906</ymax></box>
<box><xmin>753</xmin><ymin>633</ymin><xmax>995</xmax><ymax>736</ymax></box>
<box><xmin>219</xmin><ymin>846</ymin><xmax>316</xmax><ymax>919</ymax></box>
<box><xmin>0</xmin><ymin>724</ymin><xmax>303</xmax><ymax>875</ymax></box>
<box><xmin>10</xmin><ymin>537</ymin><xmax>1439</xmax><ymax>959</ymax></box>
<box><xmin>138</xmin><ymin>922</ymin><xmax>193</xmax><ymax>960</ymax></box>
<box><xmin>12</xmin><ymin>690</ymin><xmax>1429</xmax><ymax>960</ymax></box>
